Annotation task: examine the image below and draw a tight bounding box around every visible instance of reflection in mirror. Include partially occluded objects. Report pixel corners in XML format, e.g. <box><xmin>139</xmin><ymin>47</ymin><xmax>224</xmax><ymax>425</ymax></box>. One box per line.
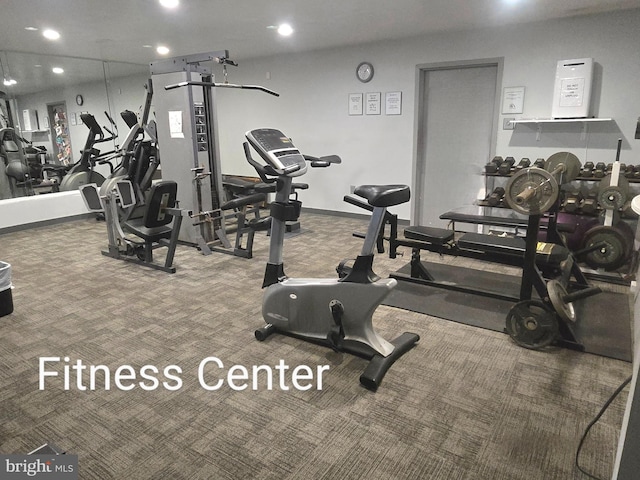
<box><xmin>104</xmin><ymin>61</ymin><xmax>149</xmax><ymax>140</ymax></box>
<box><xmin>0</xmin><ymin>51</ymin><xmax>147</xmax><ymax>202</ymax></box>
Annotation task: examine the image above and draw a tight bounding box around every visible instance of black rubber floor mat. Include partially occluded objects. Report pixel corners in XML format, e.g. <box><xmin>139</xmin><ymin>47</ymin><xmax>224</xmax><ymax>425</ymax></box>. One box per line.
<box><xmin>384</xmin><ymin>262</ymin><xmax>632</xmax><ymax>362</ymax></box>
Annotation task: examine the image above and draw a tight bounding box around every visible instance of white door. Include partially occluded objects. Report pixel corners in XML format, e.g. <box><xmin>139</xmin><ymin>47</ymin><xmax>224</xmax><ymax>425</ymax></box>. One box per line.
<box><xmin>416</xmin><ymin>64</ymin><xmax>498</xmax><ymax>226</ymax></box>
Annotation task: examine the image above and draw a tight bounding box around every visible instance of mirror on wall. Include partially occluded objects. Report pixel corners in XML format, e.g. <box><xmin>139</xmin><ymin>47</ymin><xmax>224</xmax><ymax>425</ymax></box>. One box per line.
<box><xmin>0</xmin><ymin>50</ymin><xmax>147</xmax><ymax>201</ymax></box>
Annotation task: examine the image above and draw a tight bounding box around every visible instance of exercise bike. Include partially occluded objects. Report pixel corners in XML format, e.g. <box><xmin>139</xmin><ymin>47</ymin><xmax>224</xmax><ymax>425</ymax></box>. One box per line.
<box><xmin>244</xmin><ymin>128</ymin><xmax>419</xmax><ymax>391</ymax></box>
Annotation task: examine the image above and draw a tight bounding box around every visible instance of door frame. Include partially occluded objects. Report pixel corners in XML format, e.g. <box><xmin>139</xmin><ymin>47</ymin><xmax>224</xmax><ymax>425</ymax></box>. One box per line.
<box><xmin>411</xmin><ymin>57</ymin><xmax>504</xmax><ymax>224</ymax></box>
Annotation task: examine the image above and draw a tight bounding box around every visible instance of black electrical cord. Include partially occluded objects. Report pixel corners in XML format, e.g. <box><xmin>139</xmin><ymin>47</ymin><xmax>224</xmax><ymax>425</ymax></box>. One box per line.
<box><xmin>575</xmin><ymin>375</ymin><xmax>633</xmax><ymax>479</ymax></box>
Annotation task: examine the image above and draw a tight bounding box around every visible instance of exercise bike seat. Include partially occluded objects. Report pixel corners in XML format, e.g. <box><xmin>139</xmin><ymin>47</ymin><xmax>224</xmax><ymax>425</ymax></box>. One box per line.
<box><xmin>354</xmin><ymin>184</ymin><xmax>410</xmax><ymax>207</ymax></box>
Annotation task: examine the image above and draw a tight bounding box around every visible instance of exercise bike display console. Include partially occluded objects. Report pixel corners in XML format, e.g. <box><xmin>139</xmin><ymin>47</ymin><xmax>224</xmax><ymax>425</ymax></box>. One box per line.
<box><xmin>244</xmin><ymin>128</ymin><xmax>419</xmax><ymax>391</ymax></box>
<box><xmin>245</xmin><ymin>129</ymin><xmax>307</xmax><ymax>176</ymax></box>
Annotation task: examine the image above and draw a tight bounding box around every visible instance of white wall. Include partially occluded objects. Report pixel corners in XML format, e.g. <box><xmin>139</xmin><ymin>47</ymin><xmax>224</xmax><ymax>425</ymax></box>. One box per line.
<box><xmin>0</xmin><ymin>191</ymin><xmax>87</xmax><ymax>230</ymax></box>
<box><xmin>3</xmin><ymin>8</ymin><xmax>640</xmax><ymax>227</ymax></box>
<box><xmin>213</xmin><ymin>8</ymin><xmax>640</xmax><ymax>221</ymax></box>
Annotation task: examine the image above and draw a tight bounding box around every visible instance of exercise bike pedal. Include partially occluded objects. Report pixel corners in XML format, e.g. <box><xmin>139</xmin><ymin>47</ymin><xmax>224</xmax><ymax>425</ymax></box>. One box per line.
<box><xmin>327</xmin><ymin>300</ymin><xmax>345</xmax><ymax>351</ymax></box>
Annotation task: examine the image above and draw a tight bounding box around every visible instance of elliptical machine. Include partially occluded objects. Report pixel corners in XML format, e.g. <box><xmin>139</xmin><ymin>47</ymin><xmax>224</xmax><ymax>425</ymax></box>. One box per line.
<box><xmin>58</xmin><ymin>113</ymin><xmax>116</xmax><ymax>191</ymax></box>
<box><xmin>244</xmin><ymin>128</ymin><xmax>419</xmax><ymax>391</ymax></box>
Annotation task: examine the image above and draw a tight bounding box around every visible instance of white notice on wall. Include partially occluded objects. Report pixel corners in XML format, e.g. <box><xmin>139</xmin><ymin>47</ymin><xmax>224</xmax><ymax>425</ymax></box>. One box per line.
<box><xmin>169</xmin><ymin>110</ymin><xmax>184</xmax><ymax>138</ymax></box>
<box><xmin>385</xmin><ymin>92</ymin><xmax>402</xmax><ymax>115</ymax></box>
<box><xmin>365</xmin><ymin>92</ymin><xmax>381</xmax><ymax>115</ymax></box>
<box><xmin>348</xmin><ymin>93</ymin><xmax>363</xmax><ymax>115</ymax></box>
<box><xmin>559</xmin><ymin>77</ymin><xmax>585</xmax><ymax>107</ymax></box>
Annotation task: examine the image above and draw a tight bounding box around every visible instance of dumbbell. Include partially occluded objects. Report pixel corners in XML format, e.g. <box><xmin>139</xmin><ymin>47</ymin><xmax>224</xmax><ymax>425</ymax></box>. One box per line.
<box><xmin>594</xmin><ymin>162</ymin><xmax>606</xmax><ymax>178</ymax></box>
<box><xmin>606</xmin><ymin>163</ymin><xmax>614</xmax><ymax>175</ymax></box>
<box><xmin>624</xmin><ymin>164</ymin><xmax>636</xmax><ymax>178</ymax></box>
<box><xmin>634</xmin><ymin>165</ymin><xmax>640</xmax><ymax>179</ymax></box>
<box><xmin>514</xmin><ymin>158</ymin><xmax>531</xmax><ymax>171</ymax></box>
<box><xmin>581</xmin><ymin>161</ymin><xmax>594</xmax><ymax>178</ymax></box>
<box><xmin>498</xmin><ymin>156</ymin><xmax>516</xmax><ymax>175</ymax></box>
<box><xmin>486</xmin><ymin>187</ymin><xmax>506</xmax><ymax>207</ymax></box>
<box><xmin>485</xmin><ymin>156</ymin><xmax>503</xmax><ymax>174</ymax></box>
<box><xmin>563</xmin><ymin>189</ymin><xmax>583</xmax><ymax>213</ymax></box>
<box><xmin>581</xmin><ymin>191</ymin><xmax>599</xmax><ymax>215</ymax></box>
<box><xmin>533</xmin><ymin>158</ymin><xmax>545</xmax><ymax>168</ymax></box>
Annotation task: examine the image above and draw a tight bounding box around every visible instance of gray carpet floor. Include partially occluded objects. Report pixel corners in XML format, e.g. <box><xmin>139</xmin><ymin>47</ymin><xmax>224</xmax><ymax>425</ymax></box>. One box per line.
<box><xmin>0</xmin><ymin>212</ymin><xmax>633</xmax><ymax>479</ymax></box>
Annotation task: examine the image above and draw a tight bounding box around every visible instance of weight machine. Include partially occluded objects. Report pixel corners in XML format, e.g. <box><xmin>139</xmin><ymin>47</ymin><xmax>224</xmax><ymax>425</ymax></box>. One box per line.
<box><xmin>151</xmin><ymin>51</ymin><xmax>279</xmax><ymax>258</ymax></box>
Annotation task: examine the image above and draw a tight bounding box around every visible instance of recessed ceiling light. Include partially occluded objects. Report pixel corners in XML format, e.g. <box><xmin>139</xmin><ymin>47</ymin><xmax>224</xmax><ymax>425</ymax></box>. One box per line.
<box><xmin>52</xmin><ymin>67</ymin><xmax>64</xmax><ymax>74</ymax></box>
<box><xmin>156</xmin><ymin>45</ymin><xmax>170</xmax><ymax>55</ymax></box>
<box><xmin>277</xmin><ymin>24</ymin><xmax>294</xmax><ymax>36</ymax></box>
<box><xmin>43</xmin><ymin>29</ymin><xmax>60</xmax><ymax>40</ymax></box>
<box><xmin>24</xmin><ymin>26</ymin><xmax>38</xmax><ymax>31</ymax></box>
<box><xmin>159</xmin><ymin>0</ymin><xmax>179</xmax><ymax>8</ymax></box>
<box><xmin>142</xmin><ymin>44</ymin><xmax>153</xmax><ymax>48</ymax></box>
<box><xmin>3</xmin><ymin>79</ymin><xmax>17</xmax><ymax>86</ymax></box>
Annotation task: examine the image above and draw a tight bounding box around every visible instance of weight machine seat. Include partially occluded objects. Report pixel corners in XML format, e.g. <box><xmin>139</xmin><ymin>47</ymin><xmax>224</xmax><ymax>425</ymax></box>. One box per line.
<box><xmin>354</xmin><ymin>184</ymin><xmax>410</xmax><ymax>207</ymax></box>
<box><xmin>405</xmin><ymin>226</ymin><xmax>454</xmax><ymax>245</ymax></box>
<box><xmin>123</xmin><ymin>181</ymin><xmax>177</xmax><ymax>241</ymax></box>
<box><xmin>220</xmin><ymin>192</ymin><xmax>266</xmax><ymax>211</ymax></box>
<box><xmin>458</xmin><ymin>232</ymin><xmax>525</xmax><ymax>256</ymax></box>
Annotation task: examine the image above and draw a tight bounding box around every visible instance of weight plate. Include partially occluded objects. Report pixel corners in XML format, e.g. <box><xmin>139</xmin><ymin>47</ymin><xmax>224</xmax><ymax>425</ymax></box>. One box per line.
<box><xmin>597</xmin><ymin>185</ymin><xmax>626</xmax><ymax>210</ymax></box>
<box><xmin>597</xmin><ymin>174</ymin><xmax>630</xmax><ymax>210</ymax></box>
<box><xmin>547</xmin><ymin>279</ymin><xmax>576</xmax><ymax>323</ymax></box>
<box><xmin>613</xmin><ymin>220</ymin><xmax>635</xmax><ymax>257</ymax></box>
<box><xmin>505</xmin><ymin>300</ymin><xmax>559</xmax><ymax>349</ymax></box>
<box><xmin>546</xmin><ymin>152</ymin><xmax>582</xmax><ymax>183</ymax></box>
<box><xmin>581</xmin><ymin>225</ymin><xmax>629</xmax><ymax>271</ymax></box>
<box><xmin>504</xmin><ymin>167</ymin><xmax>560</xmax><ymax>215</ymax></box>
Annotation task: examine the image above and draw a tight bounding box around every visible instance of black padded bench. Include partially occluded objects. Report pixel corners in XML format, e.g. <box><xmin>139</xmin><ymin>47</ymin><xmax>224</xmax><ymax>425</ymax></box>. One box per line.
<box><xmin>404</xmin><ymin>226</ymin><xmax>454</xmax><ymax>245</ymax></box>
<box><xmin>457</xmin><ymin>232</ymin><xmax>525</xmax><ymax>256</ymax></box>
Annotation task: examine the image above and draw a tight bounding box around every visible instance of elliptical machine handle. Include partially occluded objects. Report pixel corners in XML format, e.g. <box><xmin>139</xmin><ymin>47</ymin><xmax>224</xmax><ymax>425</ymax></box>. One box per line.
<box><xmin>104</xmin><ymin>111</ymin><xmax>118</xmax><ymax>129</ymax></box>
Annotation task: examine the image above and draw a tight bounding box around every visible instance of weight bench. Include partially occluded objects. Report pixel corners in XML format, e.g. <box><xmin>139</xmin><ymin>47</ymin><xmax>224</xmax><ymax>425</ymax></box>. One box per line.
<box><xmin>457</xmin><ymin>232</ymin><xmax>524</xmax><ymax>254</ymax></box>
<box><xmin>393</xmin><ymin>225</ymin><xmax>575</xmax><ymax>270</ymax></box>
<box><xmin>218</xmin><ymin>191</ymin><xmax>270</xmax><ymax>258</ymax></box>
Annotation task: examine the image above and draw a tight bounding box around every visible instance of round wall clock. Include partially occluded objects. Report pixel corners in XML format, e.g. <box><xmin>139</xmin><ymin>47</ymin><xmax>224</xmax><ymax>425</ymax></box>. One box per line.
<box><xmin>356</xmin><ymin>62</ymin><xmax>374</xmax><ymax>83</ymax></box>
<box><xmin>75</xmin><ymin>94</ymin><xmax>84</xmax><ymax>106</ymax></box>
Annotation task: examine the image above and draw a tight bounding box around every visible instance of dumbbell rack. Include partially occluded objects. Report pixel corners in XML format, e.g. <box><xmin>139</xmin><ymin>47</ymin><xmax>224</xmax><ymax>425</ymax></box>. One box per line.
<box><xmin>481</xmin><ymin>152</ymin><xmax>639</xmax><ymax>280</ymax></box>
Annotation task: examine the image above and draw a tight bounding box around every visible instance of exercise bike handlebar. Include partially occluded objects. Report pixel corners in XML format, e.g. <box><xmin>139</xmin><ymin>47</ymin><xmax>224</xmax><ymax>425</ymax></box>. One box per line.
<box><xmin>243</xmin><ymin>142</ymin><xmax>278</xmax><ymax>183</ymax></box>
<box><xmin>164</xmin><ymin>80</ymin><xmax>280</xmax><ymax>97</ymax></box>
<box><xmin>303</xmin><ymin>154</ymin><xmax>342</xmax><ymax>167</ymax></box>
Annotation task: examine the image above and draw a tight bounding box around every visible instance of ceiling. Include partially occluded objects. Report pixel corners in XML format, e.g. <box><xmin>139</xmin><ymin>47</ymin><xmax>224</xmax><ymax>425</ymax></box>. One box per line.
<box><xmin>1</xmin><ymin>0</ymin><xmax>639</xmax><ymax>95</ymax></box>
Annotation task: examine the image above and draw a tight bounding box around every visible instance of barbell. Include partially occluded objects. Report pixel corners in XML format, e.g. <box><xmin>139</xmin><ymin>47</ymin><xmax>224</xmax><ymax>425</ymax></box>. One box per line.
<box><xmin>504</xmin><ymin>152</ymin><xmax>582</xmax><ymax>215</ymax></box>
